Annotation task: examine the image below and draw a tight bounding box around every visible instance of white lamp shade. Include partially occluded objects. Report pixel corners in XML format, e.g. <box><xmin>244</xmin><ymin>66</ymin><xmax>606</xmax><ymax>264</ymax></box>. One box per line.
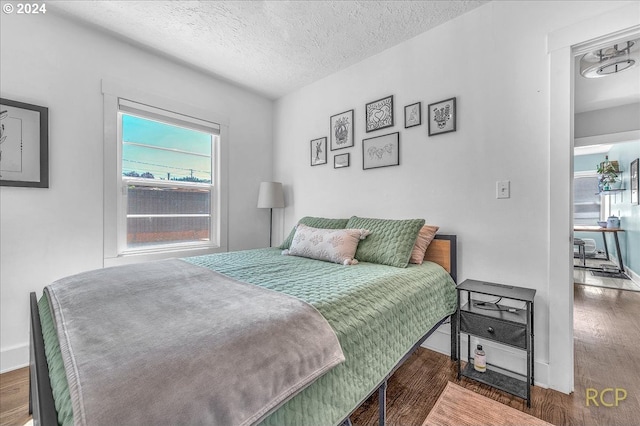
<box><xmin>257</xmin><ymin>182</ymin><xmax>285</xmax><ymax>208</ymax></box>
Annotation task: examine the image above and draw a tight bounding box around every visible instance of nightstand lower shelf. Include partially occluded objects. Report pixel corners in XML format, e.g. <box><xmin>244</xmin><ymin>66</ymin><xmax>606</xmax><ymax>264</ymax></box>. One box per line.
<box><xmin>460</xmin><ymin>363</ymin><xmax>528</xmax><ymax>400</ymax></box>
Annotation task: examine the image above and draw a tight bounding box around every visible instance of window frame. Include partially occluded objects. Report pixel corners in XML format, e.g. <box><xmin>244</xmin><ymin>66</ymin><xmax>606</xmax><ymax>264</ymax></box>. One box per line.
<box><xmin>573</xmin><ymin>170</ymin><xmax>609</xmax><ymax>224</ymax></box>
<box><xmin>102</xmin><ymin>79</ymin><xmax>228</xmax><ymax>266</ymax></box>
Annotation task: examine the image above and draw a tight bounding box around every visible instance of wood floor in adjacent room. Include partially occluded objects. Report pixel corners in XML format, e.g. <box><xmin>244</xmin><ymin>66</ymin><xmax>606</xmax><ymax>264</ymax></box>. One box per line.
<box><xmin>2</xmin><ymin>284</ymin><xmax>639</xmax><ymax>426</ymax></box>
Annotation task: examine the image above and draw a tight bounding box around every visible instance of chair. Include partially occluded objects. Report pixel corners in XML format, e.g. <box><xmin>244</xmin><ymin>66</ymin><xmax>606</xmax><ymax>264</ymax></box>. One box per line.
<box><xmin>574</xmin><ymin>238</ymin><xmax>586</xmax><ymax>267</ymax></box>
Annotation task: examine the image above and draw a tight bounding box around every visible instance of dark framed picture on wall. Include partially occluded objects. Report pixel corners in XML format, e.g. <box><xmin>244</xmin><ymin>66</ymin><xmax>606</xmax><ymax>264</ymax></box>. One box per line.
<box><xmin>631</xmin><ymin>158</ymin><xmax>639</xmax><ymax>205</ymax></box>
<box><xmin>362</xmin><ymin>132</ymin><xmax>399</xmax><ymax>170</ymax></box>
<box><xmin>404</xmin><ymin>102</ymin><xmax>421</xmax><ymax>128</ymax></box>
<box><xmin>330</xmin><ymin>109</ymin><xmax>354</xmax><ymax>150</ymax></box>
<box><xmin>428</xmin><ymin>97</ymin><xmax>456</xmax><ymax>136</ymax></box>
<box><xmin>334</xmin><ymin>153</ymin><xmax>350</xmax><ymax>169</ymax></box>
<box><xmin>0</xmin><ymin>98</ymin><xmax>49</xmax><ymax>188</ymax></box>
<box><xmin>310</xmin><ymin>137</ymin><xmax>327</xmax><ymax>166</ymax></box>
<box><xmin>365</xmin><ymin>95</ymin><xmax>394</xmax><ymax>132</ymax></box>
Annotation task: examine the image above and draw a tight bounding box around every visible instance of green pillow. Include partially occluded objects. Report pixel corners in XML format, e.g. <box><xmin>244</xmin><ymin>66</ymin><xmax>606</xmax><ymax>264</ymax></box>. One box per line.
<box><xmin>346</xmin><ymin>216</ymin><xmax>425</xmax><ymax>268</ymax></box>
<box><xmin>279</xmin><ymin>217</ymin><xmax>350</xmax><ymax>249</ymax></box>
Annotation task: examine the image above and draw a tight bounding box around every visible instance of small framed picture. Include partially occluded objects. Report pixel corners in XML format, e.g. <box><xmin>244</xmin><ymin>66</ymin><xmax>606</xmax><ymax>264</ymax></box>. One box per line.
<box><xmin>363</xmin><ymin>132</ymin><xmax>399</xmax><ymax>170</ymax></box>
<box><xmin>428</xmin><ymin>97</ymin><xmax>456</xmax><ymax>136</ymax></box>
<box><xmin>310</xmin><ymin>137</ymin><xmax>327</xmax><ymax>166</ymax></box>
<box><xmin>365</xmin><ymin>95</ymin><xmax>394</xmax><ymax>133</ymax></box>
<box><xmin>330</xmin><ymin>109</ymin><xmax>354</xmax><ymax>151</ymax></box>
<box><xmin>334</xmin><ymin>153</ymin><xmax>350</xmax><ymax>169</ymax></box>
<box><xmin>0</xmin><ymin>98</ymin><xmax>49</xmax><ymax>188</ymax></box>
<box><xmin>631</xmin><ymin>158</ymin><xmax>639</xmax><ymax>205</ymax></box>
<box><xmin>404</xmin><ymin>102</ymin><xmax>421</xmax><ymax>128</ymax></box>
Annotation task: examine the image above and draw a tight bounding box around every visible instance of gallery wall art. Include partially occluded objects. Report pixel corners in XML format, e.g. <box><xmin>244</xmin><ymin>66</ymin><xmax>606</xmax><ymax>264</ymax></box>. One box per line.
<box><xmin>404</xmin><ymin>102</ymin><xmax>421</xmax><ymax>128</ymax></box>
<box><xmin>334</xmin><ymin>153</ymin><xmax>350</xmax><ymax>169</ymax></box>
<box><xmin>330</xmin><ymin>109</ymin><xmax>354</xmax><ymax>150</ymax></box>
<box><xmin>310</xmin><ymin>137</ymin><xmax>327</xmax><ymax>166</ymax></box>
<box><xmin>428</xmin><ymin>97</ymin><xmax>456</xmax><ymax>136</ymax></box>
<box><xmin>365</xmin><ymin>95</ymin><xmax>394</xmax><ymax>133</ymax></box>
<box><xmin>0</xmin><ymin>98</ymin><xmax>49</xmax><ymax>188</ymax></box>
<box><xmin>363</xmin><ymin>132</ymin><xmax>399</xmax><ymax>170</ymax></box>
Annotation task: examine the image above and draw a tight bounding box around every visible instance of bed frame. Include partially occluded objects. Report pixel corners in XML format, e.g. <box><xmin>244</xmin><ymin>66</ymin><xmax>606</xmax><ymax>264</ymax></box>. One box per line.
<box><xmin>29</xmin><ymin>234</ymin><xmax>457</xmax><ymax>426</ymax></box>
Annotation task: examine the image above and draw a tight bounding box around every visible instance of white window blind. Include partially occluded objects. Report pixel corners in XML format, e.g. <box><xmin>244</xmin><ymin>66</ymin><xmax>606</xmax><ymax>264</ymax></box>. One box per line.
<box><xmin>118</xmin><ymin>98</ymin><xmax>220</xmax><ymax>135</ymax></box>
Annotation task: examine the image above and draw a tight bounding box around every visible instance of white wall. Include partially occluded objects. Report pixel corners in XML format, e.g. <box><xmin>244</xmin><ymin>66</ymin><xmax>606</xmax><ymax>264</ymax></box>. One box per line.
<box><xmin>273</xmin><ymin>1</ymin><xmax>635</xmax><ymax>390</ymax></box>
<box><xmin>575</xmin><ymin>103</ymin><xmax>640</xmax><ymax>138</ymax></box>
<box><xmin>0</xmin><ymin>11</ymin><xmax>273</xmax><ymax>372</ymax></box>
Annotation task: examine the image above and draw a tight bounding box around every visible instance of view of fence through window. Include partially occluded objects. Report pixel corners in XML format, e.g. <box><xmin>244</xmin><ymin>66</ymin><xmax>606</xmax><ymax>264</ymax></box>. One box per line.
<box><xmin>122</xmin><ymin>114</ymin><xmax>214</xmax><ymax>249</ymax></box>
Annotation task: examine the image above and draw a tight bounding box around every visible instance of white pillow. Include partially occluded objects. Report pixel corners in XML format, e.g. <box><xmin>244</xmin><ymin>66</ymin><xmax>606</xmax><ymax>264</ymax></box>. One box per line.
<box><xmin>283</xmin><ymin>224</ymin><xmax>371</xmax><ymax>265</ymax></box>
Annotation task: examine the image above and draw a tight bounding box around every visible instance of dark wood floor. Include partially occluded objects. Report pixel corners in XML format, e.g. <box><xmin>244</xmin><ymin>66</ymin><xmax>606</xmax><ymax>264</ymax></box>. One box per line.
<box><xmin>2</xmin><ymin>284</ymin><xmax>639</xmax><ymax>426</ymax></box>
<box><xmin>0</xmin><ymin>367</ymin><xmax>30</xmax><ymax>426</ymax></box>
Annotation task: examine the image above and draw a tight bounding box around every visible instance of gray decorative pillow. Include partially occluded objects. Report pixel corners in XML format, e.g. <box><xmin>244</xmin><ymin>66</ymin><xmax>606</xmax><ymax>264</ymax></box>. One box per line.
<box><xmin>283</xmin><ymin>224</ymin><xmax>371</xmax><ymax>265</ymax></box>
<box><xmin>279</xmin><ymin>217</ymin><xmax>350</xmax><ymax>249</ymax></box>
<box><xmin>345</xmin><ymin>216</ymin><xmax>425</xmax><ymax>268</ymax></box>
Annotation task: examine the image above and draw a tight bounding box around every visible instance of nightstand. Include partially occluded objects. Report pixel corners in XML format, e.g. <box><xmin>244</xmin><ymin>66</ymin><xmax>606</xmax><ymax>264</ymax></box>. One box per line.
<box><xmin>456</xmin><ymin>279</ymin><xmax>535</xmax><ymax>407</ymax></box>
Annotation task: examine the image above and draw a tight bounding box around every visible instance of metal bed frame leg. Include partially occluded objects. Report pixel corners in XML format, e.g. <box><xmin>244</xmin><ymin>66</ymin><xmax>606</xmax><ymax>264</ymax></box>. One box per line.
<box><xmin>29</xmin><ymin>373</ymin><xmax>33</xmax><ymax>415</ymax></box>
<box><xmin>450</xmin><ymin>314</ymin><xmax>458</xmax><ymax>361</ymax></box>
<box><xmin>378</xmin><ymin>380</ymin><xmax>387</xmax><ymax>426</ymax></box>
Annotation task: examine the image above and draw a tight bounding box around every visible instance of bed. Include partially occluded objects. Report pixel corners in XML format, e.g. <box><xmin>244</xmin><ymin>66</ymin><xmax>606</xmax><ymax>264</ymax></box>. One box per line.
<box><xmin>29</xmin><ymin>223</ymin><xmax>458</xmax><ymax>426</ymax></box>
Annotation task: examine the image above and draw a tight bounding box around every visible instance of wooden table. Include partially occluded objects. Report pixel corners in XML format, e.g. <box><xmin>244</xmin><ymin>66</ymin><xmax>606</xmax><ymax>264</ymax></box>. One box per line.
<box><xmin>573</xmin><ymin>226</ymin><xmax>625</xmax><ymax>272</ymax></box>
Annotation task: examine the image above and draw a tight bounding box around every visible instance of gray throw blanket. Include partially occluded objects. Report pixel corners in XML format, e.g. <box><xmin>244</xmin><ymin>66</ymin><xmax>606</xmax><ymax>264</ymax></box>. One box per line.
<box><xmin>44</xmin><ymin>259</ymin><xmax>344</xmax><ymax>426</ymax></box>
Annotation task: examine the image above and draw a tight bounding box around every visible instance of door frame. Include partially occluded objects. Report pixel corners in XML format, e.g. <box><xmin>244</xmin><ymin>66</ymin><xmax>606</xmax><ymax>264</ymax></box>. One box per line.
<box><xmin>548</xmin><ymin>4</ymin><xmax>640</xmax><ymax>394</ymax></box>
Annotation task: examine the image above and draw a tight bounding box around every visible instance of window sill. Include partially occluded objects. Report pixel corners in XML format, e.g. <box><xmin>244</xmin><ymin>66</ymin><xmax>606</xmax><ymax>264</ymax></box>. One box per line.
<box><xmin>104</xmin><ymin>244</ymin><xmax>226</xmax><ymax>267</ymax></box>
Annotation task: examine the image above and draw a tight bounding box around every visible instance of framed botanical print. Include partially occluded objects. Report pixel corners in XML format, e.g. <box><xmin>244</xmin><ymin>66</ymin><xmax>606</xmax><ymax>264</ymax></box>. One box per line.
<box><xmin>330</xmin><ymin>109</ymin><xmax>354</xmax><ymax>151</ymax></box>
<box><xmin>428</xmin><ymin>97</ymin><xmax>456</xmax><ymax>136</ymax></box>
<box><xmin>365</xmin><ymin>95</ymin><xmax>394</xmax><ymax>132</ymax></box>
<box><xmin>310</xmin><ymin>137</ymin><xmax>327</xmax><ymax>166</ymax></box>
<box><xmin>404</xmin><ymin>102</ymin><xmax>421</xmax><ymax>128</ymax></box>
<box><xmin>0</xmin><ymin>98</ymin><xmax>49</xmax><ymax>187</ymax></box>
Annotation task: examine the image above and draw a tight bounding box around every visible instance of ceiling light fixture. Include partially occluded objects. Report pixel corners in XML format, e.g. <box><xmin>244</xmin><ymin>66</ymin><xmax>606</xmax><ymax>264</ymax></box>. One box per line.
<box><xmin>580</xmin><ymin>40</ymin><xmax>638</xmax><ymax>78</ymax></box>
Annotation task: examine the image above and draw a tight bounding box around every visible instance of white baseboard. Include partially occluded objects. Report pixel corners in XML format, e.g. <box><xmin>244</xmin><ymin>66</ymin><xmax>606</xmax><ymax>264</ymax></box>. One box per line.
<box><xmin>1</xmin><ymin>343</ymin><xmax>29</xmax><ymax>374</ymax></box>
<box><xmin>625</xmin><ymin>265</ymin><xmax>640</xmax><ymax>285</ymax></box>
<box><xmin>423</xmin><ymin>326</ymin><xmax>549</xmax><ymax>389</ymax></box>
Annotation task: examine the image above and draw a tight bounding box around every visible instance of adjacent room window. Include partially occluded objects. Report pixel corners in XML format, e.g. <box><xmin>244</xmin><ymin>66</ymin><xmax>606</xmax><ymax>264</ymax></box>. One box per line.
<box><xmin>117</xmin><ymin>99</ymin><xmax>219</xmax><ymax>254</ymax></box>
<box><xmin>574</xmin><ymin>171</ymin><xmax>608</xmax><ymax>225</ymax></box>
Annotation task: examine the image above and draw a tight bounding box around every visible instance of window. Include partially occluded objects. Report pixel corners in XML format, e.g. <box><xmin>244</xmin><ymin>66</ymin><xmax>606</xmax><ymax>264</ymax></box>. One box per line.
<box><xmin>574</xmin><ymin>171</ymin><xmax>609</xmax><ymax>225</ymax></box>
<box><xmin>116</xmin><ymin>99</ymin><xmax>220</xmax><ymax>255</ymax></box>
<box><xmin>102</xmin><ymin>80</ymin><xmax>228</xmax><ymax>265</ymax></box>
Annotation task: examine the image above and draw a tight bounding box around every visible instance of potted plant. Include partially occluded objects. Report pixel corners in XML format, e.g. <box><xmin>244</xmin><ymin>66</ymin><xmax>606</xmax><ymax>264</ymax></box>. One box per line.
<box><xmin>597</xmin><ymin>157</ymin><xmax>621</xmax><ymax>191</ymax></box>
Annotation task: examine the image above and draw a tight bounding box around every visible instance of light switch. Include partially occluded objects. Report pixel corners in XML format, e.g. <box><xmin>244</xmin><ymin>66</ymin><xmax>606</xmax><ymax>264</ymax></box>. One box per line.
<box><xmin>496</xmin><ymin>180</ymin><xmax>510</xmax><ymax>199</ymax></box>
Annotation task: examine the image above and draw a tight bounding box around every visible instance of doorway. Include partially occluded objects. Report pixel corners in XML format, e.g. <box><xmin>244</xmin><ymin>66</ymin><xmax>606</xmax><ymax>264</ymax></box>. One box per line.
<box><xmin>571</xmin><ymin>33</ymin><xmax>640</xmax><ymax>290</ymax></box>
<box><xmin>572</xmin><ymin>141</ymin><xmax>640</xmax><ymax>292</ymax></box>
<box><xmin>548</xmin><ymin>5</ymin><xmax>640</xmax><ymax>394</ymax></box>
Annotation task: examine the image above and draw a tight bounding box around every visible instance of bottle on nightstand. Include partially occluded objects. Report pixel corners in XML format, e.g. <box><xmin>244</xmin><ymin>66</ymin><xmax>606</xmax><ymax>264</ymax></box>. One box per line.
<box><xmin>474</xmin><ymin>344</ymin><xmax>486</xmax><ymax>372</ymax></box>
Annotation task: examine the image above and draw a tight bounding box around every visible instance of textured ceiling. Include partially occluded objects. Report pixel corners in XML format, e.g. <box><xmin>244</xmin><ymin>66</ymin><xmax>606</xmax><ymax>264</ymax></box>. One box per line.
<box><xmin>49</xmin><ymin>0</ymin><xmax>488</xmax><ymax>99</ymax></box>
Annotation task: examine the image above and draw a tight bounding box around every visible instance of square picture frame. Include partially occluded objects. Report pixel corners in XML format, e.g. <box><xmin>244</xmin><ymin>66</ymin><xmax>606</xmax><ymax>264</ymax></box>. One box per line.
<box><xmin>365</xmin><ymin>95</ymin><xmax>394</xmax><ymax>133</ymax></box>
<box><xmin>310</xmin><ymin>137</ymin><xmax>327</xmax><ymax>166</ymax></box>
<box><xmin>631</xmin><ymin>158</ymin><xmax>639</xmax><ymax>205</ymax></box>
<box><xmin>404</xmin><ymin>102</ymin><xmax>421</xmax><ymax>128</ymax></box>
<box><xmin>330</xmin><ymin>109</ymin><xmax>354</xmax><ymax>151</ymax></box>
<box><xmin>334</xmin><ymin>153</ymin><xmax>350</xmax><ymax>169</ymax></box>
<box><xmin>428</xmin><ymin>97</ymin><xmax>456</xmax><ymax>136</ymax></box>
<box><xmin>0</xmin><ymin>98</ymin><xmax>49</xmax><ymax>188</ymax></box>
<box><xmin>362</xmin><ymin>132</ymin><xmax>399</xmax><ymax>170</ymax></box>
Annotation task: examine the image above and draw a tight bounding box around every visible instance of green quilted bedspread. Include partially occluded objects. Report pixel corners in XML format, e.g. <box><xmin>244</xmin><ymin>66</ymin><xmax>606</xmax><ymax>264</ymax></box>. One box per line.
<box><xmin>39</xmin><ymin>248</ymin><xmax>456</xmax><ymax>426</ymax></box>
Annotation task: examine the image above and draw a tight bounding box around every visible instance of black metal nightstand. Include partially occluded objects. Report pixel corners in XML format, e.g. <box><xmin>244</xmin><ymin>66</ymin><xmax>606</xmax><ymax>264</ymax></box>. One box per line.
<box><xmin>456</xmin><ymin>279</ymin><xmax>535</xmax><ymax>407</ymax></box>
